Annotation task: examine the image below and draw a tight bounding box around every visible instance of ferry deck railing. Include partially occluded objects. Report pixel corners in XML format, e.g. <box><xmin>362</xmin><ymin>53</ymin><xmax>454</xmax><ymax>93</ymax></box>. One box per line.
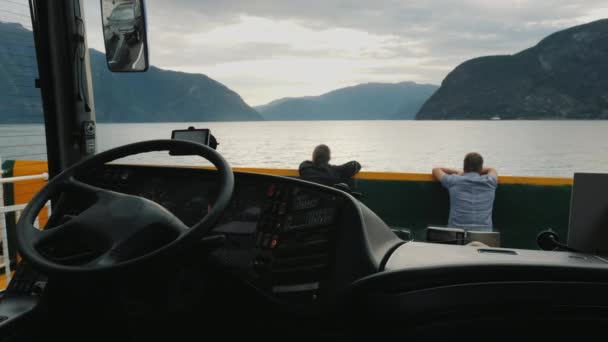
<box><xmin>0</xmin><ymin>164</ymin><xmax>50</xmax><ymax>283</ymax></box>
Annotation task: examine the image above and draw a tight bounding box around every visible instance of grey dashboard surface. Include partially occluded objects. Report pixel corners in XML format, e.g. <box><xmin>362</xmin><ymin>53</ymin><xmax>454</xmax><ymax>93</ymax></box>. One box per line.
<box><xmin>384</xmin><ymin>242</ymin><xmax>608</xmax><ymax>271</ymax></box>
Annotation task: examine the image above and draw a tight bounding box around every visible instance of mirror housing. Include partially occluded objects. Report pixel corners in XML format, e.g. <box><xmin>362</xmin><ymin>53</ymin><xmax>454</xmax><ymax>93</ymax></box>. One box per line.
<box><xmin>100</xmin><ymin>0</ymin><xmax>149</xmax><ymax>72</ymax></box>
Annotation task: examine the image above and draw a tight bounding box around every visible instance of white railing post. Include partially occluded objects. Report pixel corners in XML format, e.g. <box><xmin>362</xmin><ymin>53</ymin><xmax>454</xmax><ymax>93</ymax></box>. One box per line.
<box><xmin>0</xmin><ymin>156</ymin><xmax>11</xmax><ymax>282</ymax></box>
<box><xmin>0</xmin><ymin>172</ymin><xmax>49</xmax><ymax>184</ymax></box>
<box><xmin>0</xmin><ymin>215</ymin><xmax>10</xmax><ymax>282</ymax></box>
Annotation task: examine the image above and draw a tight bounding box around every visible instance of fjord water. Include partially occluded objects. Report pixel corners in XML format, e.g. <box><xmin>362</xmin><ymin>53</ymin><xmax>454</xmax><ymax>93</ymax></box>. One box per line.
<box><xmin>2</xmin><ymin>121</ymin><xmax>607</xmax><ymax>177</ymax></box>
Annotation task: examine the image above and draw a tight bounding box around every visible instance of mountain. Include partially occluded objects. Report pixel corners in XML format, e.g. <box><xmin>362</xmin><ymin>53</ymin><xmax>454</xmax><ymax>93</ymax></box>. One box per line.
<box><xmin>89</xmin><ymin>50</ymin><xmax>262</xmax><ymax>122</ymax></box>
<box><xmin>0</xmin><ymin>22</ymin><xmax>262</xmax><ymax>123</ymax></box>
<box><xmin>0</xmin><ymin>23</ymin><xmax>42</xmax><ymax>123</ymax></box>
<box><xmin>256</xmin><ymin>82</ymin><xmax>438</xmax><ymax>120</ymax></box>
<box><xmin>417</xmin><ymin>19</ymin><xmax>608</xmax><ymax>120</ymax></box>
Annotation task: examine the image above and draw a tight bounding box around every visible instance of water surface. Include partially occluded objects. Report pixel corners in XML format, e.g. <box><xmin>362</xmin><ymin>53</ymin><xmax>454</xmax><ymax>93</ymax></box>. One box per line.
<box><xmin>2</xmin><ymin>121</ymin><xmax>607</xmax><ymax>177</ymax></box>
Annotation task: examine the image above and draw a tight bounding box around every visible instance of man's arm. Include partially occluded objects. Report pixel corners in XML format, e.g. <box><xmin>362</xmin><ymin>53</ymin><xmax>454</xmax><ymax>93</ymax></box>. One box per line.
<box><xmin>481</xmin><ymin>167</ymin><xmax>498</xmax><ymax>177</ymax></box>
<box><xmin>432</xmin><ymin>167</ymin><xmax>462</xmax><ymax>181</ymax></box>
<box><xmin>335</xmin><ymin>161</ymin><xmax>361</xmax><ymax>179</ymax></box>
<box><xmin>298</xmin><ymin>161</ymin><xmax>312</xmax><ymax>177</ymax></box>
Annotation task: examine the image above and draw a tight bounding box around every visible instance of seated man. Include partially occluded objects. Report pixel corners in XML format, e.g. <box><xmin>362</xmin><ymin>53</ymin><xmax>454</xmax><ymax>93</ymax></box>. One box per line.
<box><xmin>432</xmin><ymin>152</ymin><xmax>498</xmax><ymax>232</ymax></box>
<box><xmin>299</xmin><ymin>144</ymin><xmax>361</xmax><ymax>187</ymax></box>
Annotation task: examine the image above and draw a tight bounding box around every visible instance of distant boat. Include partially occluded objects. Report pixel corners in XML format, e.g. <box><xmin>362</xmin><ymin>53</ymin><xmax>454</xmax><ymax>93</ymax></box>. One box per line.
<box><xmin>490</xmin><ymin>116</ymin><xmax>501</xmax><ymax>120</ymax></box>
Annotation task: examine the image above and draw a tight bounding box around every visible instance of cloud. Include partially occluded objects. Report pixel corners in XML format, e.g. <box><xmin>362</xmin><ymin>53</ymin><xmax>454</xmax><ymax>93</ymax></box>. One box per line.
<box><xmin>83</xmin><ymin>0</ymin><xmax>608</xmax><ymax>105</ymax></box>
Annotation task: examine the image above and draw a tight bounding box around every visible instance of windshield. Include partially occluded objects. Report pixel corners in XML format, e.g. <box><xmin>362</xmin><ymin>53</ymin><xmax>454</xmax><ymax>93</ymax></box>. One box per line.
<box><xmin>0</xmin><ymin>1</ymin><xmax>606</xmax><ymax>285</ymax></box>
<box><xmin>109</xmin><ymin>5</ymin><xmax>134</xmax><ymax>21</ymax></box>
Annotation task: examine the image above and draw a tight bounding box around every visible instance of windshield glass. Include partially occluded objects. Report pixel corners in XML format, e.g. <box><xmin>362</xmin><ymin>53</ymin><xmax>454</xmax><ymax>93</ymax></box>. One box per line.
<box><xmin>81</xmin><ymin>1</ymin><xmax>608</xmax><ymax>177</ymax></box>
<box><xmin>109</xmin><ymin>5</ymin><xmax>134</xmax><ymax>21</ymax></box>
<box><xmin>0</xmin><ymin>0</ymin><xmax>606</xmax><ymax>278</ymax></box>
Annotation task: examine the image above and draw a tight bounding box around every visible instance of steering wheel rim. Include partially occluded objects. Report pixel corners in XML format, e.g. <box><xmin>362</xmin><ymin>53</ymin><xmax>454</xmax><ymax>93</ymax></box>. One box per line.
<box><xmin>16</xmin><ymin>139</ymin><xmax>234</xmax><ymax>274</ymax></box>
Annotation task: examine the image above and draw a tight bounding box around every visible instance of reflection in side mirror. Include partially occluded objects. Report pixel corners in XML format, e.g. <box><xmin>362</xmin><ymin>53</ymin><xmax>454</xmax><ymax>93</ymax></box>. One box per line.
<box><xmin>100</xmin><ymin>0</ymin><xmax>149</xmax><ymax>72</ymax></box>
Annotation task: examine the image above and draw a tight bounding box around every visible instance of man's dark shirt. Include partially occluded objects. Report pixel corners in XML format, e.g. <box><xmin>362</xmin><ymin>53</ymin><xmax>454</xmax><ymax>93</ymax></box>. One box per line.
<box><xmin>298</xmin><ymin>160</ymin><xmax>361</xmax><ymax>186</ymax></box>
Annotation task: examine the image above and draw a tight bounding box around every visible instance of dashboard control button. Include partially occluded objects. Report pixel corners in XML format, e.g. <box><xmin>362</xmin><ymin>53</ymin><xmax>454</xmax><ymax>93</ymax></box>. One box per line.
<box><xmin>278</xmin><ymin>203</ymin><xmax>287</xmax><ymax>215</ymax></box>
<box><xmin>274</xmin><ymin>220</ymin><xmax>282</xmax><ymax>231</ymax></box>
<box><xmin>253</xmin><ymin>257</ymin><xmax>268</xmax><ymax>272</ymax></box>
<box><xmin>266</xmin><ymin>184</ymin><xmax>277</xmax><ymax>198</ymax></box>
<box><xmin>262</xmin><ymin>233</ymin><xmax>272</xmax><ymax>248</ymax></box>
<box><xmin>120</xmin><ymin>170</ymin><xmax>130</xmax><ymax>181</ymax></box>
<box><xmin>270</xmin><ymin>236</ymin><xmax>279</xmax><ymax>249</ymax></box>
<box><xmin>103</xmin><ymin>170</ymin><xmax>113</xmax><ymax>182</ymax></box>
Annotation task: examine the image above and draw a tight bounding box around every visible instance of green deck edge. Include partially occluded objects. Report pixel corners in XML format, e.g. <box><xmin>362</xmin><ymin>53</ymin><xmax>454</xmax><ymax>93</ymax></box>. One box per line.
<box><xmin>1</xmin><ymin>161</ymin><xmax>572</xmax><ymax>251</ymax></box>
<box><xmin>352</xmin><ymin>178</ymin><xmax>571</xmax><ymax>249</ymax></box>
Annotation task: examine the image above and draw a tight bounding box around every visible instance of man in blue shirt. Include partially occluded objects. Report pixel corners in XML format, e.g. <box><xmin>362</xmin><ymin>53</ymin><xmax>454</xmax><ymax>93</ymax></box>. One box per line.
<box><xmin>432</xmin><ymin>153</ymin><xmax>498</xmax><ymax>231</ymax></box>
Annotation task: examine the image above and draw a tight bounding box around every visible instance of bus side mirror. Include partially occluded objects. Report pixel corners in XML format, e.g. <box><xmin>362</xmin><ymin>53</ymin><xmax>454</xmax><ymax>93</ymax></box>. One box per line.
<box><xmin>100</xmin><ymin>0</ymin><xmax>149</xmax><ymax>72</ymax></box>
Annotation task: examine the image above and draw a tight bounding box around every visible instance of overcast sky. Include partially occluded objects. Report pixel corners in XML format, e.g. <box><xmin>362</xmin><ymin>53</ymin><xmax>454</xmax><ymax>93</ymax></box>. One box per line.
<box><xmin>82</xmin><ymin>1</ymin><xmax>608</xmax><ymax>106</ymax></box>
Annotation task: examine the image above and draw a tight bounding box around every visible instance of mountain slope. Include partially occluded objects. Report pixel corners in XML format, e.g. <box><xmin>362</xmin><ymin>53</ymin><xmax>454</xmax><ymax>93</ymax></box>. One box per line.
<box><xmin>416</xmin><ymin>19</ymin><xmax>608</xmax><ymax>120</ymax></box>
<box><xmin>256</xmin><ymin>82</ymin><xmax>438</xmax><ymax>120</ymax></box>
<box><xmin>89</xmin><ymin>50</ymin><xmax>262</xmax><ymax>122</ymax></box>
<box><xmin>0</xmin><ymin>22</ymin><xmax>262</xmax><ymax>123</ymax></box>
<box><xmin>0</xmin><ymin>23</ymin><xmax>42</xmax><ymax>123</ymax></box>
